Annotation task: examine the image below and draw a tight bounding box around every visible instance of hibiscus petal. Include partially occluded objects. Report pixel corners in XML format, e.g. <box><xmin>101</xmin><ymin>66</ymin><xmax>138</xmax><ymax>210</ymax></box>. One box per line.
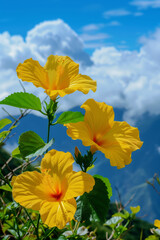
<box><xmin>64</xmin><ymin>171</ymin><xmax>95</xmax><ymax>199</ymax></box>
<box><xmin>16</xmin><ymin>58</ymin><xmax>48</xmax><ymax>89</ymax></box>
<box><xmin>81</xmin><ymin>99</ymin><xmax>114</xmax><ymax>135</ymax></box>
<box><xmin>40</xmin><ymin>198</ymin><xmax>77</xmax><ymax>229</ymax></box>
<box><xmin>41</xmin><ymin>149</ymin><xmax>74</xmax><ymax>176</ymax></box>
<box><xmin>12</xmin><ymin>171</ymin><xmax>44</xmax><ymax>210</ymax></box>
<box><xmin>100</xmin><ymin>121</ymin><xmax>143</xmax><ymax>168</ymax></box>
<box><xmin>69</xmin><ymin>74</ymin><xmax>97</xmax><ymax>94</ymax></box>
<box><xmin>65</xmin><ymin>121</ymin><xmax>94</xmax><ymax>147</ymax></box>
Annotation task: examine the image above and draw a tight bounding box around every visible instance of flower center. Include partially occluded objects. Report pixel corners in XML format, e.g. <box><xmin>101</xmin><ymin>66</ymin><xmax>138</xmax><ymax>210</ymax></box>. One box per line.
<box><xmin>93</xmin><ymin>135</ymin><xmax>104</xmax><ymax>146</ymax></box>
<box><xmin>50</xmin><ymin>192</ymin><xmax>62</xmax><ymax>201</ymax></box>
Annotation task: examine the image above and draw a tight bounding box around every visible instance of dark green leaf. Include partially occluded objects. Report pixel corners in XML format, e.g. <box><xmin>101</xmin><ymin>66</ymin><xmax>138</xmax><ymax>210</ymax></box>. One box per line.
<box><xmin>57</xmin><ymin>111</ymin><xmax>84</xmax><ymax>124</ymax></box>
<box><xmin>0</xmin><ymin>92</ymin><xmax>41</xmax><ymax>111</ymax></box>
<box><xmin>75</xmin><ymin>194</ymin><xmax>92</xmax><ymax>222</ymax></box>
<box><xmin>93</xmin><ymin>175</ymin><xmax>112</xmax><ymax>199</ymax></box>
<box><xmin>87</xmin><ymin>177</ymin><xmax>110</xmax><ymax>222</ymax></box>
<box><xmin>75</xmin><ymin>176</ymin><xmax>110</xmax><ymax>223</ymax></box>
<box><xmin>19</xmin><ymin>131</ymin><xmax>45</xmax><ymax>158</ymax></box>
<box><xmin>0</xmin><ymin>118</ymin><xmax>12</xmax><ymax>130</ymax></box>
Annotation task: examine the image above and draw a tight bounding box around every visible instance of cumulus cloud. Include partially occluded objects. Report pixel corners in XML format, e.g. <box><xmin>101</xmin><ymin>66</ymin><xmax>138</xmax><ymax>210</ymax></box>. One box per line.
<box><xmin>0</xmin><ymin>19</ymin><xmax>160</xmax><ymax>125</ymax></box>
<box><xmin>84</xmin><ymin>28</ymin><xmax>160</xmax><ymax>123</ymax></box>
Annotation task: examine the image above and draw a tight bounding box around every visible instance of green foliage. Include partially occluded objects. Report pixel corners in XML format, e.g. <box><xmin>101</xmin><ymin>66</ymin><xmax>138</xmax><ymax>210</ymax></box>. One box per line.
<box><xmin>12</xmin><ymin>147</ymin><xmax>22</xmax><ymax>159</ymax></box>
<box><xmin>145</xmin><ymin>235</ymin><xmax>160</xmax><ymax>240</ymax></box>
<box><xmin>94</xmin><ymin>174</ymin><xmax>112</xmax><ymax>199</ymax></box>
<box><xmin>75</xmin><ymin>176</ymin><xmax>111</xmax><ymax>223</ymax></box>
<box><xmin>0</xmin><ymin>92</ymin><xmax>42</xmax><ymax>111</ymax></box>
<box><xmin>57</xmin><ymin>111</ymin><xmax>84</xmax><ymax>124</ymax></box>
<box><xmin>74</xmin><ymin>150</ymin><xmax>96</xmax><ymax>172</ymax></box>
<box><xmin>0</xmin><ymin>184</ymin><xmax>12</xmax><ymax>192</ymax></box>
<box><xmin>18</xmin><ymin>131</ymin><xmax>54</xmax><ymax>158</ymax></box>
<box><xmin>0</xmin><ymin>118</ymin><xmax>12</xmax><ymax>130</ymax></box>
<box><xmin>27</xmin><ymin>138</ymin><xmax>54</xmax><ymax>158</ymax></box>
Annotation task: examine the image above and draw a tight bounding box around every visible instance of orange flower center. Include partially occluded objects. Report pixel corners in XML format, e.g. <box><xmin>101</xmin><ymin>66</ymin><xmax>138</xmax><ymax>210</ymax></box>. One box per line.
<box><xmin>93</xmin><ymin>135</ymin><xmax>104</xmax><ymax>146</ymax></box>
<box><xmin>50</xmin><ymin>191</ymin><xmax>62</xmax><ymax>201</ymax></box>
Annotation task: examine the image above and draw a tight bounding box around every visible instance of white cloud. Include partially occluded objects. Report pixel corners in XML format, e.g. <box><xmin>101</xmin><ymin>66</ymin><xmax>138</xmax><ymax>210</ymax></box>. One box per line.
<box><xmin>0</xmin><ymin>19</ymin><xmax>160</xmax><ymax>125</ymax></box>
<box><xmin>131</xmin><ymin>0</ymin><xmax>160</xmax><ymax>9</ymax></box>
<box><xmin>80</xmin><ymin>33</ymin><xmax>109</xmax><ymax>41</ymax></box>
<box><xmin>81</xmin><ymin>23</ymin><xmax>104</xmax><ymax>32</ymax></box>
<box><xmin>107</xmin><ymin>21</ymin><xmax>121</xmax><ymax>26</ymax></box>
<box><xmin>103</xmin><ymin>9</ymin><xmax>131</xmax><ymax>18</ymax></box>
<box><xmin>84</xmin><ymin>29</ymin><xmax>160</xmax><ymax>123</ymax></box>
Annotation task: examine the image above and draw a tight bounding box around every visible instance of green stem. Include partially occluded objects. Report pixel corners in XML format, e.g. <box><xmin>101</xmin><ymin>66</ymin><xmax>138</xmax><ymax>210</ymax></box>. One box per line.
<box><xmin>36</xmin><ymin>214</ymin><xmax>40</xmax><ymax>240</ymax></box>
<box><xmin>0</xmin><ymin>170</ymin><xmax>12</xmax><ymax>188</ymax></box>
<box><xmin>24</xmin><ymin>208</ymin><xmax>36</xmax><ymax>229</ymax></box>
<box><xmin>45</xmin><ymin>227</ymin><xmax>55</xmax><ymax>239</ymax></box>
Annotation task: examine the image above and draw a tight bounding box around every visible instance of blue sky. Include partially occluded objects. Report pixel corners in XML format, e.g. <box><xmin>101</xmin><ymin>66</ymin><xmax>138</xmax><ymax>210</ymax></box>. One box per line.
<box><xmin>0</xmin><ymin>0</ymin><xmax>160</xmax><ymax>125</ymax></box>
<box><xmin>1</xmin><ymin>0</ymin><xmax>160</xmax><ymax>51</ymax></box>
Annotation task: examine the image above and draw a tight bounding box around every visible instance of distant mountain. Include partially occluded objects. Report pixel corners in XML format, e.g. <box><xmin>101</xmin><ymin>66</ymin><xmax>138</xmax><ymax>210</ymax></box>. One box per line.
<box><xmin>3</xmin><ymin>107</ymin><xmax>160</xmax><ymax>223</ymax></box>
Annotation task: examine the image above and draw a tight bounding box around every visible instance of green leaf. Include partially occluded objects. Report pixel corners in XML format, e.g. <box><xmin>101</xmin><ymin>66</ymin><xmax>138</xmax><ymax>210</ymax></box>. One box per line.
<box><xmin>145</xmin><ymin>235</ymin><xmax>160</xmax><ymax>240</ymax></box>
<box><xmin>0</xmin><ymin>92</ymin><xmax>41</xmax><ymax>111</ymax></box>
<box><xmin>0</xmin><ymin>118</ymin><xmax>12</xmax><ymax>130</ymax></box>
<box><xmin>23</xmin><ymin>235</ymin><xmax>37</xmax><ymax>240</ymax></box>
<box><xmin>105</xmin><ymin>216</ymin><xmax>123</xmax><ymax>228</ymax></box>
<box><xmin>87</xmin><ymin>177</ymin><xmax>110</xmax><ymax>222</ymax></box>
<box><xmin>130</xmin><ymin>205</ymin><xmax>140</xmax><ymax>214</ymax></box>
<box><xmin>0</xmin><ymin>184</ymin><xmax>12</xmax><ymax>192</ymax></box>
<box><xmin>94</xmin><ymin>174</ymin><xmax>112</xmax><ymax>199</ymax></box>
<box><xmin>75</xmin><ymin>176</ymin><xmax>110</xmax><ymax>223</ymax></box>
<box><xmin>0</xmin><ymin>131</ymin><xmax>10</xmax><ymax>139</ymax></box>
<box><xmin>12</xmin><ymin>147</ymin><xmax>22</xmax><ymax>159</ymax></box>
<box><xmin>19</xmin><ymin>131</ymin><xmax>45</xmax><ymax>158</ymax></box>
<box><xmin>27</xmin><ymin>138</ymin><xmax>54</xmax><ymax>158</ymax></box>
<box><xmin>75</xmin><ymin>193</ymin><xmax>92</xmax><ymax>222</ymax></box>
<box><xmin>57</xmin><ymin>111</ymin><xmax>84</xmax><ymax>124</ymax></box>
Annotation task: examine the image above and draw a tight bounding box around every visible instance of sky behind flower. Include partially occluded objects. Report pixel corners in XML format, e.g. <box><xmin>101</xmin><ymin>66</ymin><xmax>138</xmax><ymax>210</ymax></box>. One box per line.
<box><xmin>0</xmin><ymin>0</ymin><xmax>160</xmax><ymax>124</ymax></box>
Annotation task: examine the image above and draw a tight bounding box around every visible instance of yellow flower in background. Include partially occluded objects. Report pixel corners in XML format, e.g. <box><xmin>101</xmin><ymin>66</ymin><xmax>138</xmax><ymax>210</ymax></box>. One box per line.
<box><xmin>12</xmin><ymin>149</ymin><xmax>95</xmax><ymax>229</ymax></box>
<box><xmin>65</xmin><ymin>99</ymin><xmax>143</xmax><ymax>169</ymax></box>
<box><xmin>16</xmin><ymin>55</ymin><xmax>97</xmax><ymax>100</ymax></box>
<box><xmin>154</xmin><ymin>219</ymin><xmax>160</xmax><ymax>229</ymax></box>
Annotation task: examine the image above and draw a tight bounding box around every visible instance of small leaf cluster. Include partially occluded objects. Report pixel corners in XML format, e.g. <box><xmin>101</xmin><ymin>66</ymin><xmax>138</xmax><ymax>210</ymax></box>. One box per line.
<box><xmin>74</xmin><ymin>150</ymin><xmax>96</xmax><ymax>172</ymax></box>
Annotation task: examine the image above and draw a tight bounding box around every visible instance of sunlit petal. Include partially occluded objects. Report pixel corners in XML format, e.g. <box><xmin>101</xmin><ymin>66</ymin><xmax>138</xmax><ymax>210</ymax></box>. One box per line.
<box><xmin>41</xmin><ymin>149</ymin><xmax>74</xmax><ymax>176</ymax></box>
<box><xmin>64</xmin><ymin>171</ymin><xmax>95</xmax><ymax>199</ymax></box>
<box><xmin>16</xmin><ymin>59</ymin><xmax>48</xmax><ymax>89</ymax></box>
<box><xmin>40</xmin><ymin>198</ymin><xmax>77</xmax><ymax>229</ymax></box>
<box><xmin>12</xmin><ymin>171</ymin><xmax>44</xmax><ymax>210</ymax></box>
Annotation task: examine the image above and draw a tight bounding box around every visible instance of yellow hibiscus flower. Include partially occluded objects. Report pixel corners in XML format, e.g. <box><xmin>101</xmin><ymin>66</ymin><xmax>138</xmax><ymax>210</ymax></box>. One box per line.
<box><xmin>16</xmin><ymin>55</ymin><xmax>97</xmax><ymax>100</ymax></box>
<box><xmin>65</xmin><ymin>99</ymin><xmax>143</xmax><ymax>169</ymax></box>
<box><xmin>154</xmin><ymin>219</ymin><xmax>160</xmax><ymax>229</ymax></box>
<box><xmin>12</xmin><ymin>149</ymin><xmax>95</xmax><ymax>229</ymax></box>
